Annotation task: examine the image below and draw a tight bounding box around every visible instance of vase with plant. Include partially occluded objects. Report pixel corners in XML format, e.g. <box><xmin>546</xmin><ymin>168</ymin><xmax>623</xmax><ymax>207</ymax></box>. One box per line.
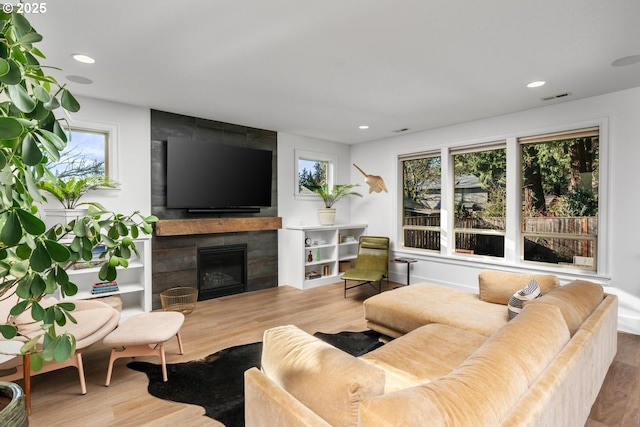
<box><xmin>313</xmin><ymin>183</ymin><xmax>362</xmax><ymax>225</ymax></box>
<box><xmin>0</xmin><ymin>9</ymin><xmax>156</xmax><ymax>416</ymax></box>
<box><xmin>38</xmin><ymin>176</ymin><xmax>118</xmax><ymax>228</ymax></box>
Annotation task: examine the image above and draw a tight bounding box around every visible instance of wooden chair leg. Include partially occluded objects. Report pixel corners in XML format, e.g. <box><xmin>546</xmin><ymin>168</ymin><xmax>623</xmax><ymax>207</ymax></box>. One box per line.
<box><xmin>76</xmin><ymin>353</ymin><xmax>87</xmax><ymax>395</ymax></box>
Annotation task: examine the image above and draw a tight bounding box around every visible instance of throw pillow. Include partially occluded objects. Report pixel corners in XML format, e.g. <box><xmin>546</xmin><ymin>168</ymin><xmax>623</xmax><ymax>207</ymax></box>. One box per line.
<box><xmin>508</xmin><ymin>279</ymin><xmax>542</xmax><ymax>320</ymax></box>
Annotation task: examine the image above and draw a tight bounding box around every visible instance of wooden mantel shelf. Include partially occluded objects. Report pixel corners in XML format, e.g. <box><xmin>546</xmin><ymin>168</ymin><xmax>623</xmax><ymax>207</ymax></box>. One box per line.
<box><xmin>155</xmin><ymin>217</ymin><xmax>282</xmax><ymax>236</ymax></box>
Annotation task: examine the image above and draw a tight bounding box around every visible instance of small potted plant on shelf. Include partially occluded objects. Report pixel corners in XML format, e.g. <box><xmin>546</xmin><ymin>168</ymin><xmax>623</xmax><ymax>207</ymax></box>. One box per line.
<box><xmin>313</xmin><ymin>183</ymin><xmax>362</xmax><ymax>225</ymax></box>
<box><xmin>38</xmin><ymin>176</ymin><xmax>119</xmax><ymax>227</ymax></box>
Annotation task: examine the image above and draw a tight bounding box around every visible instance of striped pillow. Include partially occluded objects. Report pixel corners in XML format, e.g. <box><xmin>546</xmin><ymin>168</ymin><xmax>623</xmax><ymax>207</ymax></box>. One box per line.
<box><xmin>508</xmin><ymin>279</ymin><xmax>542</xmax><ymax>320</ymax></box>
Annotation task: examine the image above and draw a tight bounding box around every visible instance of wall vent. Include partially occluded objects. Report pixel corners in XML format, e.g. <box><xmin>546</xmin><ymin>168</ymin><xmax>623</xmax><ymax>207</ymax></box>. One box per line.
<box><xmin>541</xmin><ymin>92</ymin><xmax>572</xmax><ymax>101</ymax></box>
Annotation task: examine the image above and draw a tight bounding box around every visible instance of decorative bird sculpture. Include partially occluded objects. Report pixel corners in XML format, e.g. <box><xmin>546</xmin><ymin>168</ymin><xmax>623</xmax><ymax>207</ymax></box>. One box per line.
<box><xmin>353</xmin><ymin>163</ymin><xmax>388</xmax><ymax>193</ymax></box>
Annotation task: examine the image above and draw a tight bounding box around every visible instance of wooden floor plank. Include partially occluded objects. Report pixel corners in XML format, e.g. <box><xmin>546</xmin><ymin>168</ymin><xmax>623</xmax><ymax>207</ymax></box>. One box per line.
<box><xmin>15</xmin><ymin>282</ymin><xmax>639</xmax><ymax>427</ymax></box>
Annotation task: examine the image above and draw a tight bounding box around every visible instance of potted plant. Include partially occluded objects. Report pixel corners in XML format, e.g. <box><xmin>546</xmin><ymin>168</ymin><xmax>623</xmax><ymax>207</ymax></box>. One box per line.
<box><xmin>38</xmin><ymin>176</ymin><xmax>118</xmax><ymax>228</ymax></box>
<box><xmin>313</xmin><ymin>183</ymin><xmax>362</xmax><ymax>225</ymax></box>
<box><xmin>0</xmin><ymin>8</ymin><xmax>157</xmax><ymax>417</ymax></box>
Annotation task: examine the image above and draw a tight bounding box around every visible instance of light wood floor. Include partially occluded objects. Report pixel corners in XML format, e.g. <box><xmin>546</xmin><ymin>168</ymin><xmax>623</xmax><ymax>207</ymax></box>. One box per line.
<box><xmin>18</xmin><ymin>281</ymin><xmax>640</xmax><ymax>427</ymax></box>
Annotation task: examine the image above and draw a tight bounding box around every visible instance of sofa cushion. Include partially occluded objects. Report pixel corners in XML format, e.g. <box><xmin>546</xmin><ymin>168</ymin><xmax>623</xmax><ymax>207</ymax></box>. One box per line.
<box><xmin>508</xmin><ymin>279</ymin><xmax>542</xmax><ymax>320</ymax></box>
<box><xmin>360</xmin><ymin>323</ymin><xmax>487</xmax><ymax>393</ymax></box>
<box><xmin>360</xmin><ymin>302</ymin><xmax>570</xmax><ymax>427</ymax></box>
<box><xmin>365</xmin><ymin>283</ymin><xmax>509</xmax><ymax>337</ymax></box>
<box><xmin>261</xmin><ymin>325</ymin><xmax>385</xmax><ymax>427</ymax></box>
<box><xmin>478</xmin><ymin>270</ymin><xmax>559</xmax><ymax>304</ymax></box>
<box><xmin>525</xmin><ymin>279</ymin><xmax>604</xmax><ymax>335</ymax></box>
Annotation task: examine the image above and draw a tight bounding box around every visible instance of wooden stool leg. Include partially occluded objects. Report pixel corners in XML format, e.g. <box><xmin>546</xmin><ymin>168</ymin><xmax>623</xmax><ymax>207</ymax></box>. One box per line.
<box><xmin>160</xmin><ymin>344</ymin><xmax>167</xmax><ymax>382</ymax></box>
<box><xmin>76</xmin><ymin>353</ymin><xmax>87</xmax><ymax>395</ymax></box>
<box><xmin>176</xmin><ymin>332</ymin><xmax>184</xmax><ymax>355</ymax></box>
<box><xmin>105</xmin><ymin>349</ymin><xmax>118</xmax><ymax>386</ymax></box>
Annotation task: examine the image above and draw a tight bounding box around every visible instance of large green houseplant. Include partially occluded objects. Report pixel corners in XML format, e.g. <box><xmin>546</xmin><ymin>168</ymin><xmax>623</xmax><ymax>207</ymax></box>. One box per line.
<box><xmin>0</xmin><ymin>10</ymin><xmax>156</xmax><ymax>372</ymax></box>
<box><xmin>313</xmin><ymin>183</ymin><xmax>361</xmax><ymax>225</ymax></box>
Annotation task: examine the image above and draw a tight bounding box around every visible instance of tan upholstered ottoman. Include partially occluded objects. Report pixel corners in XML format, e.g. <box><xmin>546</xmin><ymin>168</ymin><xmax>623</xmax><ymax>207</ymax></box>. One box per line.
<box><xmin>103</xmin><ymin>311</ymin><xmax>185</xmax><ymax>385</ymax></box>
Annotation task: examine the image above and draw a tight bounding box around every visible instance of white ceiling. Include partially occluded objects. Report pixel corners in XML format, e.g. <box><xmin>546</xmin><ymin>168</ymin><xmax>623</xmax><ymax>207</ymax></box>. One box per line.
<box><xmin>29</xmin><ymin>0</ymin><xmax>640</xmax><ymax>144</ymax></box>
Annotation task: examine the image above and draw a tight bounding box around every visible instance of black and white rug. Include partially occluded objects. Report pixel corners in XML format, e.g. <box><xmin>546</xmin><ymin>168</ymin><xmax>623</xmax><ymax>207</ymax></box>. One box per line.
<box><xmin>127</xmin><ymin>330</ymin><xmax>383</xmax><ymax>427</ymax></box>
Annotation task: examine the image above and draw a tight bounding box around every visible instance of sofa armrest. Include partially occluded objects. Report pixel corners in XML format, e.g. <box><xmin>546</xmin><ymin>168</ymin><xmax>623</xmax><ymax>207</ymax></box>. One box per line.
<box><xmin>245</xmin><ymin>367</ymin><xmax>331</xmax><ymax>427</ymax></box>
<box><xmin>261</xmin><ymin>325</ymin><xmax>385</xmax><ymax>427</ymax></box>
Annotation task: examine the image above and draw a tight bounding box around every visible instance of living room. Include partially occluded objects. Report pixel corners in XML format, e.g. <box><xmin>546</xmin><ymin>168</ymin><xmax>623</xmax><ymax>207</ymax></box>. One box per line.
<box><xmin>2</xmin><ymin>1</ymin><xmax>640</xmax><ymax>426</ymax></box>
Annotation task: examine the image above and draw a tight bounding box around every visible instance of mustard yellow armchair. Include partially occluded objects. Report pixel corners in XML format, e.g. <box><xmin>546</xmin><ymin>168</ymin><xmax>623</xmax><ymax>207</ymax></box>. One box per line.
<box><xmin>341</xmin><ymin>236</ymin><xmax>390</xmax><ymax>297</ymax></box>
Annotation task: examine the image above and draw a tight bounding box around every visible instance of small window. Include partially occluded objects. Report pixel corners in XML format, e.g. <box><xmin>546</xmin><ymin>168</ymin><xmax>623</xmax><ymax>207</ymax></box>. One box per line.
<box><xmin>452</xmin><ymin>144</ymin><xmax>506</xmax><ymax>258</ymax></box>
<box><xmin>47</xmin><ymin>128</ymin><xmax>109</xmax><ymax>179</ymax></box>
<box><xmin>401</xmin><ymin>154</ymin><xmax>441</xmax><ymax>251</ymax></box>
<box><xmin>295</xmin><ymin>150</ymin><xmax>336</xmax><ymax>198</ymax></box>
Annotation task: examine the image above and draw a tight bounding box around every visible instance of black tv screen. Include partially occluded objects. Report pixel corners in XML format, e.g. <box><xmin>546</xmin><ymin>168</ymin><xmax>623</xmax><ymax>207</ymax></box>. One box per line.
<box><xmin>166</xmin><ymin>137</ymin><xmax>272</xmax><ymax>210</ymax></box>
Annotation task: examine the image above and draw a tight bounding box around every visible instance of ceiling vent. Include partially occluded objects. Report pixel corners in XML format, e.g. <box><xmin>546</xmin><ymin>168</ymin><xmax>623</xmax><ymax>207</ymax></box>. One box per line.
<box><xmin>541</xmin><ymin>92</ymin><xmax>572</xmax><ymax>101</ymax></box>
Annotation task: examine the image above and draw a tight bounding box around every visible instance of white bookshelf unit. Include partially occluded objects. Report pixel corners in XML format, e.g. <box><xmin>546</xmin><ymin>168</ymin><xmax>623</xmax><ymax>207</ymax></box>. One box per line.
<box><xmin>60</xmin><ymin>237</ymin><xmax>152</xmax><ymax>320</ymax></box>
<box><xmin>280</xmin><ymin>224</ymin><xmax>367</xmax><ymax>289</ymax></box>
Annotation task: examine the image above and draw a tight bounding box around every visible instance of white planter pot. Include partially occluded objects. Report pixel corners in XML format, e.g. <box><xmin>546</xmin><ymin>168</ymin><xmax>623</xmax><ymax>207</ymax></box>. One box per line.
<box><xmin>43</xmin><ymin>208</ymin><xmax>88</xmax><ymax>230</ymax></box>
<box><xmin>318</xmin><ymin>208</ymin><xmax>336</xmax><ymax>226</ymax></box>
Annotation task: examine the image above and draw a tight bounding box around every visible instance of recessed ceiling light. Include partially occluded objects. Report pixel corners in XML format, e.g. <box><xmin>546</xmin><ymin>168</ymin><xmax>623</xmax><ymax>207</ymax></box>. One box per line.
<box><xmin>526</xmin><ymin>81</ymin><xmax>546</xmax><ymax>88</ymax></box>
<box><xmin>72</xmin><ymin>54</ymin><xmax>95</xmax><ymax>64</ymax></box>
<box><xmin>358</xmin><ymin>125</ymin><xmax>369</xmax><ymax>130</ymax></box>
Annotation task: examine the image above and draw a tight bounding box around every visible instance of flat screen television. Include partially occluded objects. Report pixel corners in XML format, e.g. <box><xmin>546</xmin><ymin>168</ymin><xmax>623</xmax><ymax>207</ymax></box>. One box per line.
<box><xmin>166</xmin><ymin>137</ymin><xmax>272</xmax><ymax>212</ymax></box>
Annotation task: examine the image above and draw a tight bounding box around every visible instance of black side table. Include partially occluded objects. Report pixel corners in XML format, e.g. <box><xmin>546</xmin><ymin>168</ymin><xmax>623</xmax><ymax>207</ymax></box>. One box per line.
<box><xmin>393</xmin><ymin>257</ymin><xmax>418</xmax><ymax>286</ymax></box>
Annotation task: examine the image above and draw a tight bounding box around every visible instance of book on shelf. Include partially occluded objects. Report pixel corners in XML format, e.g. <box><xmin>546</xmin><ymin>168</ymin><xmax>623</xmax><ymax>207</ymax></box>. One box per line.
<box><xmin>91</xmin><ymin>280</ymin><xmax>119</xmax><ymax>294</ymax></box>
<box><xmin>305</xmin><ymin>271</ymin><xmax>321</xmax><ymax>280</ymax></box>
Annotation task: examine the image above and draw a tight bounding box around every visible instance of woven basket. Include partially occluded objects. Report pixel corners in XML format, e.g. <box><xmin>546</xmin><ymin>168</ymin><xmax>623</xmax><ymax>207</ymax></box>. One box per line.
<box><xmin>160</xmin><ymin>287</ymin><xmax>198</xmax><ymax>315</ymax></box>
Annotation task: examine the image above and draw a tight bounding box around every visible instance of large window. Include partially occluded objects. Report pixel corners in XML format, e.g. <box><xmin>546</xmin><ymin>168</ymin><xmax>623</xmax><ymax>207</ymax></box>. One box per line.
<box><xmin>519</xmin><ymin>127</ymin><xmax>599</xmax><ymax>270</ymax></box>
<box><xmin>398</xmin><ymin>123</ymin><xmax>605</xmax><ymax>275</ymax></box>
<box><xmin>452</xmin><ymin>144</ymin><xmax>506</xmax><ymax>257</ymax></box>
<box><xmin>401</xmin><ymin>154</ymin><xmax>441</xmax><ymax>251</ymax></box>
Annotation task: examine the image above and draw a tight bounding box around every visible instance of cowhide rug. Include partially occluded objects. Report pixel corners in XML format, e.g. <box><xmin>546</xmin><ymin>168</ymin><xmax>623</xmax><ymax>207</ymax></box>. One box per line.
<box><xmin>127</xmin><ymin>330</ymin><xmax>383</xmax><ymax>427</ymax></box>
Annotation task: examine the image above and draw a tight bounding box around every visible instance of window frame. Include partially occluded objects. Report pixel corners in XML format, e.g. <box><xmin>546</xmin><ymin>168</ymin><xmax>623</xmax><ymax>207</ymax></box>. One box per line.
<box><xmin>450</xmin><ymin>142</ymin><xmax>507</xmax><ymax>259</ymax></box>
<box><xmin>399</xmin><ymin>151</ymin><xmax>442</xmax><ymax>253</ymax></box>
<box><xmin>294</xmin><ymin>149</ymin><xmax>336</xmax><ymax>200</ymax></box>
<box><xmin>517</xmin><ymin>126</ymin><xmax>600</xmax><ymax>272</ymax></box>
<box><xmin>396</xmin><ymin>118</ymin><xmax>610</xmax><ymax>278</ymax></box>
<box><xmin>60</xmin><ymin>119</ymin><xmax>119</xmax><ymax>183</ymax></box>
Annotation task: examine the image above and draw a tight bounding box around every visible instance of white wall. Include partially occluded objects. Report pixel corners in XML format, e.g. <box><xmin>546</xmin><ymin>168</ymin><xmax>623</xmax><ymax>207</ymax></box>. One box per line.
<box><xmin>277</xmin><ymin>132</ymin><xmax>353</xmax><ymax>226</ymax></box>
<box><xmin>350</xmin><ymin>87</ymin><xmax>640</xmax><ymax>333</ymax></box>
<box><xmin>41</xmin><ymin>96</ymin><xmax>151</xmax><ymax>217</ymax></box>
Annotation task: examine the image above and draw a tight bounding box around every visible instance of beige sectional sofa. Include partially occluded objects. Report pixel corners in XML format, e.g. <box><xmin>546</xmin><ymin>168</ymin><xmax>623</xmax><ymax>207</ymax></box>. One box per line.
<box><xmin>245</xmin><ymin>271</ymin><xmax>618</xmax><ymax>427</ymax></box>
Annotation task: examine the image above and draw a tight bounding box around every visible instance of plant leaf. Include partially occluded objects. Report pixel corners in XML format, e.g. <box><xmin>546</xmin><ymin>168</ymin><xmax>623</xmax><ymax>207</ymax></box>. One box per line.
<box><xmin>30</xmin><ymin>274</ymin><xmax>46</xmax><ymax>295</ymax></box>
<box><xmin>30</xmin><ymin>352</ymin><xmax>44</xmax><ymax>371</ymax></box>
<box><xmin>0</xmin><ymin>324</ymin><xmax>17</xmax><ymax>339</ymax></box>
<box><xmin>31</xmin><ymin>300</ymin><xmax>46</xmax><ymax>321</ymax></box>
<box><xmin>16</xmin><ymin>207</ymin><xmax>45</xmax><ymax>234</ymax></box>
<box><xmin>12</xmin><ymin>11</ymin><xmax>32</xmax><ymax>32</ymax></box>
<box><xmin>9</xmin><ymin>299</ymin><xmax>29</xmax><ymax>317</ymax></box>
<box><xmin>0</xmin><ymin>57</ymin><xmax>9</xmax><ymax>77</ymax></box>
<box><xmin>1</xmin><ymin>211</ymin><xmax>22</xmax><ymax>246</ymax></box>
<box><xmin>43</xmin><ymin>239</ymin><xmax>71</xmax><ymax>262</ymax></box>
<box><xmin>7</xmin><ymin>83</ymin><xmax>36</xmax><ymax>113</ymax></box>
<box><xmin>0</xmin><ymin>116</ymin><xmax>24</xmax><ymax>139</ymax></box>
<box><xmin>53</xmin><ymin>335</ymin><xmax>74</xmax><ymax>362</ymax></box>
<box><xmin>17</xmin><ymin>31</ymin><xmax>43</xmax><ymax>45</ymax></box>
<box><xmin>30</xmin><ymin>242</ymin><xmax>52</xmax><ymax>272</ymax></box>
<box><xmin>21</xmin><ymin>133</ymin><xmax>42</xmax><ymax>165</ymax></box>
<box><xmin>0</xmin><ymin>59</ymin><xmax>21</xmax><ymax>84</ymax></box>
<box><xmin>61</xmin><ymin>89</ymin><xmax>80</xmax><ymax>112</ymax></box>
<box><xmin>39</xmin><ymin>128</ymin><xmax>66</xmax><ymax>151</ymax></box>
<box><xmin>9</xmin><ymin>260</ymin><xmax>29</xmax><ymax>279</ymax></box>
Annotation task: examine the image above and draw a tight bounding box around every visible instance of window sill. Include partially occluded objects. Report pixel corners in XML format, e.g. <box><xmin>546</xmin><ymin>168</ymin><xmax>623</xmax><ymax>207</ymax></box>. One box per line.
<box><xmin>393</xmin><ymin>248</ymin><xmax>611</xmax><ymax>284</ymax></box>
